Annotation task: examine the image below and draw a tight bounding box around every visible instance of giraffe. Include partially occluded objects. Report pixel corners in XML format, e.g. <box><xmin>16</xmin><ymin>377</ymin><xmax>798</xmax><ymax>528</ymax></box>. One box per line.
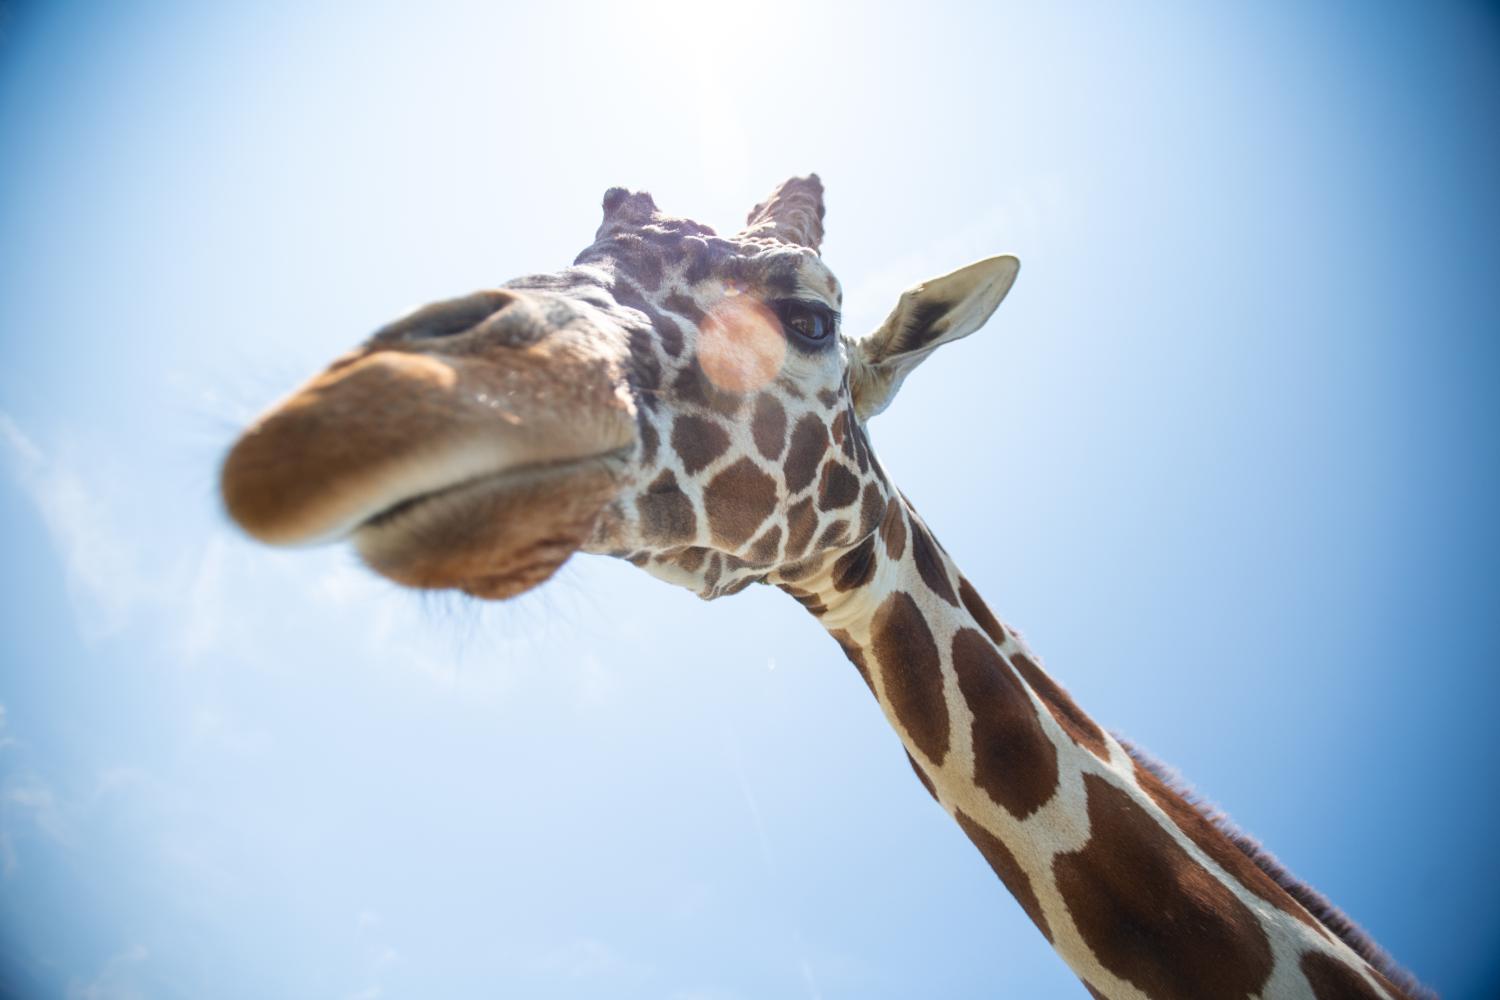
<box><xmin>220</xmin><ymin>176</ymin><xmax>1431</xmax><ymax>999</ymax></box>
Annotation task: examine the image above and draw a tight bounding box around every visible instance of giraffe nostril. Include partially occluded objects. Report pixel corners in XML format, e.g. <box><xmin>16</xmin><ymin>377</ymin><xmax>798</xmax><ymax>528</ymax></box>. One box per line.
<box><xmin>373</xmin><ymin>289</ymin><xmax>522</xmax><ymax>342</ymax></box>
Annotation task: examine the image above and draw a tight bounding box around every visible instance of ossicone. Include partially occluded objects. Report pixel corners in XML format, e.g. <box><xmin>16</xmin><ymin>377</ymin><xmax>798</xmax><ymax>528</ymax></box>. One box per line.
<box><xmin>742</xmin><ymin>174</ymin><xmax>826</xmax><ymax>252</ymax></box>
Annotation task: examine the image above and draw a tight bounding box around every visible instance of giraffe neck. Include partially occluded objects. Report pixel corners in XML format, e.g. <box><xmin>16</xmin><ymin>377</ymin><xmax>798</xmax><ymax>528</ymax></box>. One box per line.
<box><xmin>774</xmin><ymin>494</ymin><xmax>1418</xmax><ymax>1000</ymax></box>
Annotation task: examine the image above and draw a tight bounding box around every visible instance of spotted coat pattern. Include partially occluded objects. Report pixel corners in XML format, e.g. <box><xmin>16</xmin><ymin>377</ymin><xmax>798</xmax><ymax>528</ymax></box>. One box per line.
<box><xmin>534</xmin><ymin>180</ymin><xmax>1426</xmax><ymax>1000</ymax></box>
<box><xmin>225</xmin><ymin>176</ymin><xmax>1430</xmax><ymax>1000</ymax></box>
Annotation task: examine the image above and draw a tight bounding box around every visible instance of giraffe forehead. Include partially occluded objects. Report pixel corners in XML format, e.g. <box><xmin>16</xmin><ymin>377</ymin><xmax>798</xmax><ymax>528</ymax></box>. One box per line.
<box><xmin>581</xmin><ymin>215</ymin><xmax>839</xmax><ymax>305</ymax></box>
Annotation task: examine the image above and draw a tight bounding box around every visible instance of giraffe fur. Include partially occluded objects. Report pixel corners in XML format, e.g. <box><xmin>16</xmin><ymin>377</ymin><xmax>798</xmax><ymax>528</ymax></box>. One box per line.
<box><xmin>220</xmin><ymin>175</ymin><xmax>1430</xmax><ymax>999</ymax></box>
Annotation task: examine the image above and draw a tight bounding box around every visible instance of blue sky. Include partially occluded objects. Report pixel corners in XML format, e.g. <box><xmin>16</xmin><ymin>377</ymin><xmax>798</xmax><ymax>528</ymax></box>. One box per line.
<box><xmin>1</xmin><ymin>1</ymin><xmax>1497</xmax><ymax>997</ymax></box>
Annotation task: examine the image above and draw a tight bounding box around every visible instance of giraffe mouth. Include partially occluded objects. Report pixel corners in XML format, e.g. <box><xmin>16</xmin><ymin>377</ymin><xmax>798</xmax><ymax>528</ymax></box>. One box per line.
<box><xmin>220</xmin><ymin>347</ymin><xmax>640</xmax><ymax>569</ymax></box>
<box><xmin>352</xmin><ymin>446</ymin><xmax>632</xmax><ymax>599</ymax></box>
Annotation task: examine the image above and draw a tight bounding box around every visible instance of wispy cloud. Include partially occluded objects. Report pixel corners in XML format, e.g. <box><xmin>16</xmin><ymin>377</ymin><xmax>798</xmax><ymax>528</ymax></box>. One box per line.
<box><xmin>0</xmin><ymin>414</ymin><xmax>152</xmax><ymax>637</ymax></box>
<box><xmin>346</xmin><ymin>909</ymin><xmax>400</xmax><ymax>1000</ymax></box>
<box><xmin>0</xmin><ymin>411</ymin><xmax>521</xmax><ymax>696</ymax></box>
<box><xmin>724</xmin><ymin>731</ymin><xmax>777</xmax><ymax>879</ymax></box>
<box><xmin>571</xmin><ymin>652</ymin><xmax>617</xmax><ymax>709</ymax></box>
<box><xmin>722</xmin><ymin>731</ymin><xmax>824</xmax><ymax>1000</ymax></box>
<box><xmin>175</xmin><ymin>534</ymin><xmax>229</xmax><ymax>662</ymax></box>
<box><xmin>0</xmin><ymin>702</ymin><xmax>73</xmax><ymax>876</ymax></box>
<box><xmin>188</xmin><ymin>707</ymin><xmax>270</xmax><ymax>759</ymax></box>
<box><xmin>66</xmin><ymin>944</ymin><xmax>149</xmax><ymax>1000</ymax></box>
<box><xmin>532</xmin><ymin>937</ymin><xmax>650</xmax><ymax>981</ymax></box>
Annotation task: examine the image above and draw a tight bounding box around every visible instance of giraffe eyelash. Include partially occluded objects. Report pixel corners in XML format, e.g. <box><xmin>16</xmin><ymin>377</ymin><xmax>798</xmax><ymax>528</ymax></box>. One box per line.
<box><xmin>772</xmin><ymin>299</ymin><xmax>840</xmax><ymax>351</ymax></box>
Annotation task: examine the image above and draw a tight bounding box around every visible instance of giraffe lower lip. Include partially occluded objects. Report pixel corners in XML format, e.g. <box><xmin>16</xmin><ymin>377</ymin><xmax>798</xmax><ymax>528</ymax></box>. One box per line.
<box><xmin>355</xmin><ymin>472</ymin><xmax>505</xmax><ymax>532</ymax></box>
<box><xmin>350</xmin><ymin>448</ymin><xmax>629</xmax><ymax>599</ymax></box>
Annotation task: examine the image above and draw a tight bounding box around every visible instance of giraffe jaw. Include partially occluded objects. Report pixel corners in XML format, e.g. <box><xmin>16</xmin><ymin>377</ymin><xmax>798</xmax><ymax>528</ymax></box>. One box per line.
<box><xmin>352</xmin><ymin>445</ymin><xmax>633</xmax><ymax>599</ymax></box>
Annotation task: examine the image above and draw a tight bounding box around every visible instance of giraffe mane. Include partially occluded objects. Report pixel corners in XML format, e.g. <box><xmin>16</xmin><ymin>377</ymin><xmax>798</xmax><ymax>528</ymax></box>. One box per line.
<box><xmin>1115</xmin><ymin>738</ymin><xmax>1435</xmax><ymax>1000</ymax></box>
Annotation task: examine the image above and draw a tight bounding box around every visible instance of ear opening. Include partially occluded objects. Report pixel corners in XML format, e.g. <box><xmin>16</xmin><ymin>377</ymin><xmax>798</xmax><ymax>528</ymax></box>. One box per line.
<box><xmin>851</xmin><ymin>255</ymin><xmax>1019</xmax><ymax>420</ymax></box>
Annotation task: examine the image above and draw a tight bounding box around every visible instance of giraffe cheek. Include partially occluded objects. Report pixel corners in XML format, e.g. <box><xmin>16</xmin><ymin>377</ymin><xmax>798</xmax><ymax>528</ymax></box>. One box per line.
<box><xmin>698</xmin><ymin>297</ymin><xmax>786</xmax><ymax>394</ymax></box>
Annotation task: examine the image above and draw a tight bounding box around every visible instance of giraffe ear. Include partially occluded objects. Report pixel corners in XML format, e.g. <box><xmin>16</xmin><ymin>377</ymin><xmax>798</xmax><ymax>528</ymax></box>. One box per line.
<box><xmin>849</xmin><ymin>255</ymin><xmax>1019</xmax><ymax>420</ymax></box>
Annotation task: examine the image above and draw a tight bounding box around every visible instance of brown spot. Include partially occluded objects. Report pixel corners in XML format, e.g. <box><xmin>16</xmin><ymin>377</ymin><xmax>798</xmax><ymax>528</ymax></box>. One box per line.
<box><xmin>777</xmin><ymin>554</ymin><xmax>824</xmax><ymax>582</ymax></box>
<box><xmin>858</xmin><ymin>483</ymin><xmax>885</xmax><ymax>539</ymax></box>
<box><xmin>817</xmin><ymin>461</ymin><xmax>860</xmax><ymax>511</ymax></box>
<box><xmin>721</xmin><ymin>575</ymin><xmax>757</xmax><ymax>596</ymax></box>
<box><xmin>657</xmin><ymin>316</ymin><xmax>685</xmax><ymax>357</ymax></box>
<box><xmin>785</xmin><ymin>498</ymin><xmax>816</xmax><ymax>559</ymax></box>
<box><xmin>910</xmin><ymin>515</ymin><xmax>959</xmax><ymax>606</ymax></box>
<box><xmin>958</xmin><ymin>576</ymin><xmax>1006</xmax><ymax>646</ymax></box>
<box><xmin>880</xmin><ymin>499</ymin><xmax>907</xmax><ymax>560</ymax></box>
<box><xmin>1300</xmin><ymin>952</ymin><xmax>1388</xmax><ymax>1000</ymax></box>
<box><xmin>805</xmin><ymin>600</ymin><xmax>827</xmax><ymax>615</ymax></box>
<box><xmin>638</xmin><ymin>418</ymin><xmax>659</xmax><ymax>465</ymax></box>
<box><xmin>1053</xmin><ymin>774</ymin><xmax>1274</xmax><ymax>1000</ymax></box>
<box><xmin>636</xmin><ymin>470</ymin><xmax>695</xmax><ymax>544</ymax></box>
<box><xmin>817</xmin><ymin>388</ymin><xmax>839</xmax><ymax>407</ymax></box>
<box><xmin>817</xmin><ymin>518</ymin><xmax>850</xmax><ymax>549</ymax></box>
<box><xmin>672</xmin><ymin>363</ymin><xmax>707</xmax><ymax>407</ymax></box>
<box><xmin>850</xmin><ymin>422</ymin><xmax>871</xmax><ymax>472</ymax></box>
<box><xmin>784</xmin><ymin>413</ymin><xmax>829</xmax><ymax>493</ymax></box>
<box><xmin>1010</xmin><ymin>652</ymin><xmax>1111</xmax><ymax>762</ymax></box>
<box><xmin>1129</xmin><ymin>755</ymin><xmax>1331</xmax><ymax>940</ymax></box>
<box><xmin>673</xmin><ymin>361</ymin><xmax>741</xmax><ymax>419</ymax></box>
<box><xmin>721</xmin><ymin>552</ymin><xmax>754</xmax><ymax>573</ymax></box>
<box><xmin>955</xmin><ymin>810</ymin><xmax>1052</xmax><ymax>943</ymax></box>
<box><xmin>831</xmin><ymin>534</ymin><xmax>878</xmax><ymax>592</ymax></box>
<box><xmin>951</xmin><ymin>628</ymin><xmax>1059</xmax><ymax>819</ymax></box>
<box><xmin>704</xmin><ymin>458</ymin><xmax>778</xmax><ymax>548</ymax></box>
<box><xmin>747</xmin><ymin>525</ymin><xmax>782</xmax><ymax>565</ymax></box>
<box><xmin>704</xmin><ymin>552</ymin><xmax>723</xmax><ymax>588</ymax></box>
<box><xmin>830</xmin><ymin>409</ymin><xmax>848</xmax><ymax>445</ymax></box>
<box><xmin>751</xmin><ymin>394</ymin><xmax>787</xmax><ymax>461</ymax></box>
<box><xmin>672</xmin><ymin>415</ymin><xmax>730</xmax><ymax>474</ymax></box>
<box><xmin>612</xmin><ymin>274</ymin><xmax>669</xmax><ymax>342</ymax></box>
<box><xmin>628</xmin><ymin>328</ymin><xmax>662</xmax><ymax>405</ymax></box>
<box><xmin>625</xmin><ymin>243</ymin><xmax>663</xmax><ymax>291</ymax></box>
<box><xmin>673</xmin><ymin>546</ymin><xmax>706</xmax><ymax>572</ymax></box>
<box><xmin>870</xmin><ymin>591</ymin><xmax>949</xmax><ymax>765</ymax></box>
<box><xmin>662</xmin><ymin>290</ymin><xmax>705</xmax><ymax>327</ymax></box>
<box><xmin>829</xmin><ymin>628</ymin><xmax>872</xmax><ymax>692</ymax></box>
<box><xmin>906</xmin><ymin>751</ymin><xmax>938</xmax><ymax>801</ymax></box>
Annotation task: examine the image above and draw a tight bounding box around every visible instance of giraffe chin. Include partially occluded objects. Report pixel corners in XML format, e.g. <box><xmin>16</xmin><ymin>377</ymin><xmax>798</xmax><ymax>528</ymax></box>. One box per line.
<box><xmin>351</xmin><ymin>452</ymin><xmax>625</xmax><ymax>600</ymax></box>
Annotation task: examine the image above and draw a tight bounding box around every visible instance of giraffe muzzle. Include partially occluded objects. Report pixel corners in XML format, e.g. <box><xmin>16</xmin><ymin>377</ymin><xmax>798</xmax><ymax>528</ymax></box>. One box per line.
<box><xmin>221</xmin><ymin>336</ymin><xmax>638</xmax><ymax>598</ymax></box>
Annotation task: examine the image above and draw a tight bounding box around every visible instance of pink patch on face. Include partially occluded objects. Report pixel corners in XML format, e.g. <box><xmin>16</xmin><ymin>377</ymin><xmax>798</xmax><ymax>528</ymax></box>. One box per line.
<box><xmin>698</xmin><ymin>294</ymin><xmax>786</xmax><ymax>394</ymax></box>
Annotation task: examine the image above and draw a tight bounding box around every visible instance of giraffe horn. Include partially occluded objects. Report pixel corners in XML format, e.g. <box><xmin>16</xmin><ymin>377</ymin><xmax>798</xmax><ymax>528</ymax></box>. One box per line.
<box><xmin>742</xmin><ymin>174</ymin><xmax>826</xmax><ymax>251</ymax></box>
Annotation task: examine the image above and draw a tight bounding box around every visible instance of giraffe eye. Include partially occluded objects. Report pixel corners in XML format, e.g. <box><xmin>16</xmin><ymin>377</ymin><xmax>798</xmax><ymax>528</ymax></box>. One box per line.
<box><xmin>774</xmin><ymin>300</ymin><xmax>837</xmax><ymax>347</ymax></box>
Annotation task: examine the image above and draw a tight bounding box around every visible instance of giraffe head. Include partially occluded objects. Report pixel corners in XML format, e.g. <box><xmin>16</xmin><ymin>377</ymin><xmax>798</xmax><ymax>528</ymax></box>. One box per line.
<box><xmin>220</xmin><ymin>176</ymin><xmax>1019</xmax><ymax>600</ymax></box>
